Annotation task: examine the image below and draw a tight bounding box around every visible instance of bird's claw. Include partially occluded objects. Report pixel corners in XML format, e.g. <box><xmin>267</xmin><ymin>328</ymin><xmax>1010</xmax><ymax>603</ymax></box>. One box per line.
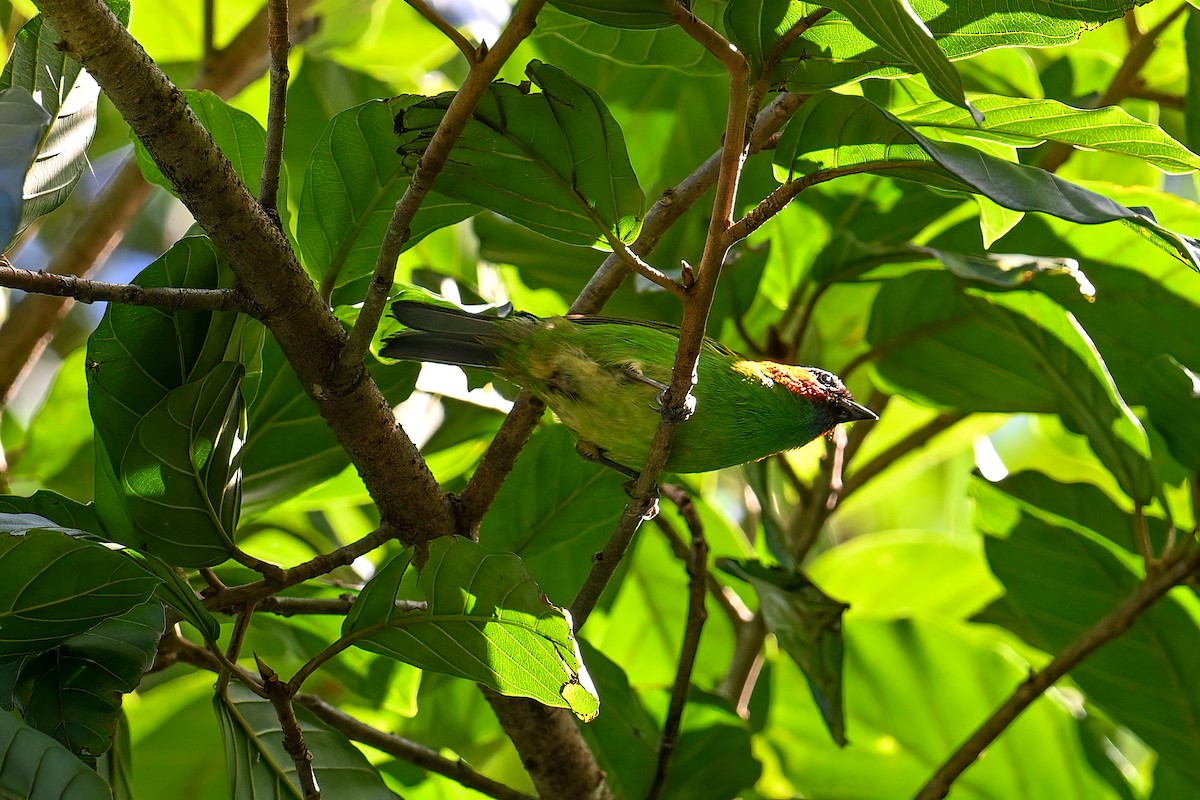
<box><xmin>654</xmin><ymin>390</ymin><xmax>696</xmax><ymax>423</ymax></box>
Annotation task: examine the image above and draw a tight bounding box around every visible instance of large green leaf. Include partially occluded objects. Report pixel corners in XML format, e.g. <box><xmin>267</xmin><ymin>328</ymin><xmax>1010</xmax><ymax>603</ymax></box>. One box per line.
<box><xmin>0</xmin><ymin>87</ymin><xmax>50</xmax><ymax>250</ymax></box>
<box><xmin>898</xmin><ymin>95</ymin><xmax>1200</xmax><ymax>174</ymax></box>
<box><xmin>120</xmin><ymin>362</ymin><xmax>244</xmax><ymax>568</ymax></box>
<box><xmin>776</xmin><ymin>0</ymin><xmax>1142</xmax><ymax>93</ymax></box>
<box><xmin>0</xmin><ymin>3</ymin><xmax>130</xmax><ymax>242</ymax></box>
<box><xmin>1</xmin><ymin>602</ymin><xmax>164</xmax><ymax>764</ymax></box>
<box><xmin>213</xmin><ymin>683</ymin><xmax>398</xmax><ymax>799</ymax></box>
<box><xmin>719</xmin><ymin>559</ymin><xmax>848</xmax><ymax>746</ymax></box>
<box><xmin>775</xmin><ymin>92</ymin><xmax>1200</xmax><ymax>271</ymax></box>
<box><xmin>820</xmin><ymin>0</ymin><xmax>978</xmax><ymax>121</ymax></box>
<box><xmin>576</xmin><ymin>643</ymin><xmax>658</xmax><ymax>799</ymax></box>
<box><xmin>133</xmin><ymin>89</ymin><xmax>286</xmax><ymax>218</ymax></box>
<box><xmin>395</xmin><ymin>60</ymin><xmax>644</xmax><ymax>248</ymax></box>
<box><xmin>0</xmin><ymin>709</ymin><xmax>113</xmax><ymax>799</ymax></box>
<box><xmin>295</xmin><ymin>99</ymin><xmax>479</xmax><ymax>295</ymax></box>
<box><xmin>547</xmin><ymin>0</ymin><xmax>677</xmax><ymax>29</ymax></box>
<box><xmin>343</xmin><ymin>538</ymin><xmax>599</xmax><ymax>720</ymax></box>
<box><xmin>659</xmin><ymin>694</ymin><xmax>761</xmax><ymax>800</ymax></box>
<box><xmin>477</xmin><ymin>425</ymin><xmax>627</xmax><ymax>604</ymax></box>
<box><xmin>0</xmin><ymin>522</ymin><xmax>158</xmax><ymax>656</ymax></box>
<box><xmin>978</xmin><ymin>480</ymin><xmax>1200</xmax><ymax>786</ymax></box>
<box><xmin>867</xmin><ymin>272</ymin><xmax>1155</xmax><ymax>503</ymax></box>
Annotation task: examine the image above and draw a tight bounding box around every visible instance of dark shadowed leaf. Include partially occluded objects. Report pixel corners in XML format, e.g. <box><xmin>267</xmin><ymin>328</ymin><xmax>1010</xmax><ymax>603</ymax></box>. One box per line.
<box><xmin>659</xmin><ymin>693</ymin><xmax>761</xmax><ymax>799</ymax></box>
<box><xmin>776</xmin><ymin>92</ymin><xmax>1200</xmax><ymax>271</ymax></box>
<box><xmin>478</xmin><ymin>425</ymin><xmax>627</xmax><ymax>604</ymax></box>
<box><xmin>977</xmin><ymin>481</ymin><xmax>1200</xmax><ymax>786</ymax></box>
<box><xmin>719</xmin><ymin>558</ymin><xmax>848</xmax><ymax>746</ymax></box>
<box><xmin>120</xmin><ymin>362</ymin><xmax>244</xmax><ymax>567</ymax></box>
<box><xmin>0</xmin><ymin>87</ymin><xmax>50</xmax><ymax>250</ymax></box>
<box><xmin>213</xmin><ymin>683</ymin><xmax>399</xmax><ymax>799</ymax></box>
<box><xmin>0</xmin><ymin>522</ymin><xmax>158</xmax><ymax>656</ymax></box>
<box><xmin>576</xmin><ymin>643</ymin><xmax>658</xmax><ymax>799</ymax></box>
<box><xmin>0</xmin><ymin>710</ymin><xmax>112</xmax><ymax>799</ymax></box>
<box><xmin>344</xmin><ymin>538</ymin><xmax>599</xmax><ymax>720</ymax></box>
<box><xmin>547</xmin><ymin>0</ymin><xmax>677</xmax><ymax>28</ymax></box>
<box><xmin>396</xmin><ymin>60</ymin><xmax>644</xmax><ymax>247</ymax></box>
<box><xmin>295</xmin><ymin>98</ymin><xmax>479</xmax><ymax>295</ymax></box>
<box><xmin>1</xmin><ymin>602</ymin><xmax>163</xmax><ymax>764</ymax></box>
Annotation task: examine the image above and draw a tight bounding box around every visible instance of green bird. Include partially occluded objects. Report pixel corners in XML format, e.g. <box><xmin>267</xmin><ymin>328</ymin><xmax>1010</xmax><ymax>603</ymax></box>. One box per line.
<box><xmin>381</xmin><ymin>301</ymin><xmax>877</xmax><ymax>475</ymax></box>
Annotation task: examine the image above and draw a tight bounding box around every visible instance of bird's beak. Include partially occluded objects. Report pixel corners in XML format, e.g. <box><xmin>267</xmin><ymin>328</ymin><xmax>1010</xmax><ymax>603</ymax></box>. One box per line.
<box><xmin>838</xmin><ymin>399</ymin><xmax>878</xmax><ymax>423</ymax></box>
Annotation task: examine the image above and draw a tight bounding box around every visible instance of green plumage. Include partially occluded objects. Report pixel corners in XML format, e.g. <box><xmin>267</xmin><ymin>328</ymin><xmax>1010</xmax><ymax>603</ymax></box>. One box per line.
<box><xmin>382</xmin><ymin>301</ymin><xmax>876</xmax><ymax>474</ymax></box>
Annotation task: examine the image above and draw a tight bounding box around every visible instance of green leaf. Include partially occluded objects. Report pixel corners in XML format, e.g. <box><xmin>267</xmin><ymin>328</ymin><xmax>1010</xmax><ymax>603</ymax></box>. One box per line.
<box><xmin>777</xmin><ymin>0</ymin><xmax>1141</xmax><ymax>93</ymax></box>
<box><xmin>0</xmin><ymin>709</ymin><xmax>113</xmax><ymax>799</ymax></box>
<box><xmin>659</xmin><ymin>693</ymin><xmax>761</xmax><ymax>799</ymax></box>
<box><xmin>820</xmin><ymin>0</ymin><xmax>979</xmax><ymax>121</ymax></box>
<box><xmin>0</xmin><ymin>4</ymin><xmax>130</xmax><ymax>241</ymax></box>
<box><xmin>477</xmin><ymin>425</ymin><xmax>627</xmax><ymax>604</ymax></box>
<box><xmin>868</xmin><ymin>272</ymin><xmax>1155</xmax><ymax>503</ymax></box>
<box><xmin>0</xmin><ymin>87</ymin><xmax>50</xmax><ymax>250</ymax></box>
<box><xmin>124</xmin><ymin>548</ymin><xmax>221</xmax><ymax>643</ymax></box>
<box><xmin>344</xmin><ymin>538</ymin><xmax>600</xmax><ymax>720</ymax></box>
<box><xmin>724</xmin><ymin>0</ymin><xmax>806</xmax><ymax>74</ymax></box>
<box><xmin>1</xmin><ymin>602</ymin><xmax>164</xmax><ymax>764</ymax></box>
<box><xmin>97</xmin><ymin>711</ymin><xmax>132</xmax><ymax>800</ymax></box>
<box><xmin>899</xmin><ymin>95</ymin><xmax>1200</xmax><ymax>174</ymax></box>
<box><xmin>1139</xmin><ymin>356</ymin><xmax>1200</xmax><ymax>473</ymax></box>
<box><xmin>1186</xmin><ymin>8</ymin><xmax>1200</xmax><ymax>155</ymax></box>
<box><xmin>546</xmin><ymin>0</ymin><xmax>678</xmax><ymax>29</ymax></box>
<box><xmin>776</xmin><ymin>92</ymin><xmax>1200</xmax><ymax>271</ymax></box>
<box><xmin>537</xmin><ymin>3</ymin><xmax>723</xmax><ymax>75</ymax></box>
<box><xmin>576</xmin><ymin>643</ymin><xmax>658</xmax><ymax>799</ymax></box>
<box><xmin>979</xmin><ymin>492</ymin><xmax>1200</xmax><ymax>785</ymax></box>
<box><xmin>396</xmin><ymin>60</ymin><xmax>645</xmax><ymax>248</ymax></box>
<box><xmin>120</xmin><ymin>362</ymin><xmax>244</xmax><ymax>568</ymax></box>
<box><xmin>0</xmin><ymin>491</ymin><xmax>103</xmax><ymax>535</ymax></box>
<box><xmin>0</xmin><ymin>522</ymin><xmax>158</xmax><ymax>656</ymax></box>
<box><xmin>719</xmin><ymin>559</ymin><xmax>848</xmax><ymax>746</ymax></box>
<box><xmin>213</xmin><ymin>683</ymin><xmax>399</xmax><ymax>799</ymax></box>
<box><xmin>134</xmin><ymin>89</ymin><xmax>273</xmax><ymax>198</ymax></box>
<box><xmin>296</xmin><ymin>99</ymin><xmax>478</xmax><ymax>296</ymax></box>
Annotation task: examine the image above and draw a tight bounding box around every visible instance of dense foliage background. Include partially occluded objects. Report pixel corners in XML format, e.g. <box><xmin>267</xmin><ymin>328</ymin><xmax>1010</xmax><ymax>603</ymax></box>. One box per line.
<box><xmin>1</xmin><ymin>0</ymin><xmax>1200</xmax><ymax>798</ymax></box>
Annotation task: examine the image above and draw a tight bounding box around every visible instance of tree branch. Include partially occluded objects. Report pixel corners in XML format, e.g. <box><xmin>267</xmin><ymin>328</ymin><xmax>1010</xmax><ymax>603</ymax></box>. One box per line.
<box><xmin>298</xmin><ymin>693</ymin><xmax>535</xmax><ymax>800</ymax></box>
<box><xmin>257</xmin><ymin>657</ymin><xmax>321</xmax><ymax>799</ymax></box>
<box><xmin>36</xmin><ymin>0</ymin><xmax>454</xmax><ymax>543</ymax></box>
<box><xmin>405</xmin><ymin>0</ymin><xmax>478</xmax><ymax>64</ymax></box>
<box><xmin>840</xmin><ymin>411</ymin><xmax>963</xmax><ymax>499</ymax></box>
<box><xmin>0</xmin><ymin>262</ymin><xmax>250</xmax><ymax>312</ymax></box>
<box><xmin>916</xmin><ymin>545</ymin><xmax>1200</xmax><ymax>800</ymax></box>
<box><xmin>648</xmin><ymin>484</ymin><xmax>710</xmax><ymax>800</ymax></box>
<box><xmin>258</xmin><ymin>0</ymin><xmax>289</xmax><ymax>219</ymax></box>
<box><xmin>337</xmin><ymin>0</ymin><xmax>547</xmax><ymax>373</ymax></box>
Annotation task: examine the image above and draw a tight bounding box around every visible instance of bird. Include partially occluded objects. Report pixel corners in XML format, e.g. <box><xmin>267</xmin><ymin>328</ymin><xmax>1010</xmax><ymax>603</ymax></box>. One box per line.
<box><xmin>380</xmin><ymin>300</ymin><xmax>877</xmax><ymax>476</ymax></box>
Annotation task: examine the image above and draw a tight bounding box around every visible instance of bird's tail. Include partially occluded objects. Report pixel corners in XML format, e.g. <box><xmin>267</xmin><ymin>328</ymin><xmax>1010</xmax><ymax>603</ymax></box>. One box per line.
<box><xmin>380</xmin><ymin>300</ymin><xmax>507</xmax><ymax>368</ymax></box>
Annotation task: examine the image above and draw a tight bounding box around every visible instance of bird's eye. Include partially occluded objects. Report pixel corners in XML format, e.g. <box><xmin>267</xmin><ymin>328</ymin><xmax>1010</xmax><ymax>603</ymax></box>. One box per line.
<box><xmin>811</xmin><ymin>369</ymin><xmax>842</xmax><ymax>391</ymax></box>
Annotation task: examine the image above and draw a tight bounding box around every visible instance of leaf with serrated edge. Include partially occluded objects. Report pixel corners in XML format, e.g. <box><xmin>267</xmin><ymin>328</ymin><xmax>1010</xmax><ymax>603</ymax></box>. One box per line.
<box><xmin>344</xmin><ymin>537</ymin><xmax>599</xmax><ymax>720</ymax></box>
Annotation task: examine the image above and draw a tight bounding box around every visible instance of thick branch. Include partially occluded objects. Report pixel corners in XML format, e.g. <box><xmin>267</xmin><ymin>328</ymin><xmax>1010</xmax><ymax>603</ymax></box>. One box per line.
<box><xmin>0</xmin><ymin>262</ymin><xmax>248</xmax><ymax>311</ymax></box>
<box><xmin>915</xmin><ymin>545</ymin><xmax>1200</xmax><ymax>799</ymax></box>
<box><xmin>299</xmin><ymin>694</ymin><xmax>535</xmax><ymax>800</ymax></box>
<box><xmin>36</xmin><ymin>0</ymin><xmax>454</xmax><ymax>542</ymax></box>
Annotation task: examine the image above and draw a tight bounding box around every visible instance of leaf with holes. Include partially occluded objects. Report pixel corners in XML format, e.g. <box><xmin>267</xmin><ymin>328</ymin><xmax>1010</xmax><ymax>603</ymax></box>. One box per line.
<box><xmin>0</xmin><ymin>521</ymin><xmax>159</xmax><ymax>656</ymax></box>
<box><xmin>344</xmin><ymin>537</ymin><xmax>599</xmax><ymax>720</ymax></box>
<box><xmin>396</xmin><ymin>60</ymin><xmax>644</xmax><ymax>248</ymax></box>
<box><xmin>212</xmin><ymin>683</ymin><xmax>398</xmax><ymax>799</ymax></box>
<box><xmin>120</xmin><ymin>362</ymin><xmax>244</xmax><ymax>568</ymax></box>
<box><xmin>775</xmin><ymin>92</ymin><xmax>1200</xmax><ymax>271</ymax></box>
<box><xmin>1</xmin><ymin>602</ymin><xmax>164</xmax><ymax>764</ymax></box>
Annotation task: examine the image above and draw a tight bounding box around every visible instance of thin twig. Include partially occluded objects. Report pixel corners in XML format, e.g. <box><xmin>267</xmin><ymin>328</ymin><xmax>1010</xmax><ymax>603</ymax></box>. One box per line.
<box><xmin>840</xmin><ymin>411</ymin><xmax>963</xmax><ymax>499</ymax></box>
<box><xmin>298</xmin><ymin>694</ymin><xmax>535</xmax><ymax>800</ymax></box>
<box><xmin>748</xmin><ymin>7</ymin><xmax>829</xmax><ymax>116</ymax></box>
<box><xmin>569</xmin><ymin>2</ymin><xmax>751</xmax><ymax>630</ymax></box>
<box><xmin>287</xmin><ymin>635</ymin><xmax>359</xmax><ymax>694</ymax></box>
<box><xmin>610</xmin><ymin>239</ymin><xmax>687</xmax><ymax>298</ymax></box>
<box><xmin>405</xmin><ymin>0</ymin><xmax>478</xmax><ymax>64</ymax></box>
<box><xmin>654</xmin><ymin>512</ymin><xmax>751</xmax><ymax>627</ymax></box>
<box><xmin>256</xmin><ymin>656</ymin><xmax>321</xmax><ymax>800</ymax></box>
<box><xmin>336</xmin><ymin>0</ymin><xmax>547</xmax><ymax>374</ymax></box>
<box><xmin>718</xmin><ymin>610</ymin><xmax>767</xmax><ymax>717</ymax></box>
<box><xmin>915</xmin><ymin>545</ymin><xmax>1200</xmax><ymax>800</ymax></box>
<box><xmin>218</xmin><ymin>602</ymin><xmax>258</xmax><ymax>692</ymax></box>
<box><xmin>0</xmin><ymin>261</ymin><xmax>250</xmax><ymax>312</ymax></box>
<box><xmin>648</xmin><ymin>484</ymin><xmax>710</xmax><ymax>800</ymax></box>
<box><xmin>258</xmin><ymin>0</ymin><xmax>289</xmax><ymax>220</ymax></box>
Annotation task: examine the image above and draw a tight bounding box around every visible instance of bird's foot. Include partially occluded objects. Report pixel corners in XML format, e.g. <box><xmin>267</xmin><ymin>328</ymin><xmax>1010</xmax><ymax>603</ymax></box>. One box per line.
<box><xmin>576</xmin><ymin>441</ymin><xmax>640</xmax><ymax>479</ymax></box>
<box><xmin>620</xmin><ymin>480</ymin><xmax>660</xmax><ymax>519</ymax></box>
<box><xmin>656</xmin><ymin>390</ymin><xmax>696</xmax><ymax>424</ymax></box>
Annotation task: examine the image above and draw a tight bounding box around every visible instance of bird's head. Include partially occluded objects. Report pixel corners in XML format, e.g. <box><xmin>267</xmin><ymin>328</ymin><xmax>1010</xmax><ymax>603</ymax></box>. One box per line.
<box><xmin>738</xmin><ymin>361</ymin><xmax>878</xmax><ymax>430</ymax></box>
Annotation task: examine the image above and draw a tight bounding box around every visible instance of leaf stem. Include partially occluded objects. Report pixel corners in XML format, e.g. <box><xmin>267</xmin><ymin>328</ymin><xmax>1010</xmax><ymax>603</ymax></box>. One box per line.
<box><xmin>405</xmin><ymin>0</ymin><xmax>478</xmax><ymax>64</ymax></box>
<box><xmin>914</xmin><ymin>544</ymin><xmax>1200</xmax><ymax>799</ymax></box>
<box><xmin>258</xmin><ymin>0</ymin><xmax>289</xmax><ymax>221</ymax></box>
<box><xmin>648</xmin><ymin>484</ymin><xmax>710</xmax><ymax>800</ymax></box>
<box><xmin>337</xmin><ymin>0</ymin><xmax>547</xmax><ymax>374</ymax></box>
